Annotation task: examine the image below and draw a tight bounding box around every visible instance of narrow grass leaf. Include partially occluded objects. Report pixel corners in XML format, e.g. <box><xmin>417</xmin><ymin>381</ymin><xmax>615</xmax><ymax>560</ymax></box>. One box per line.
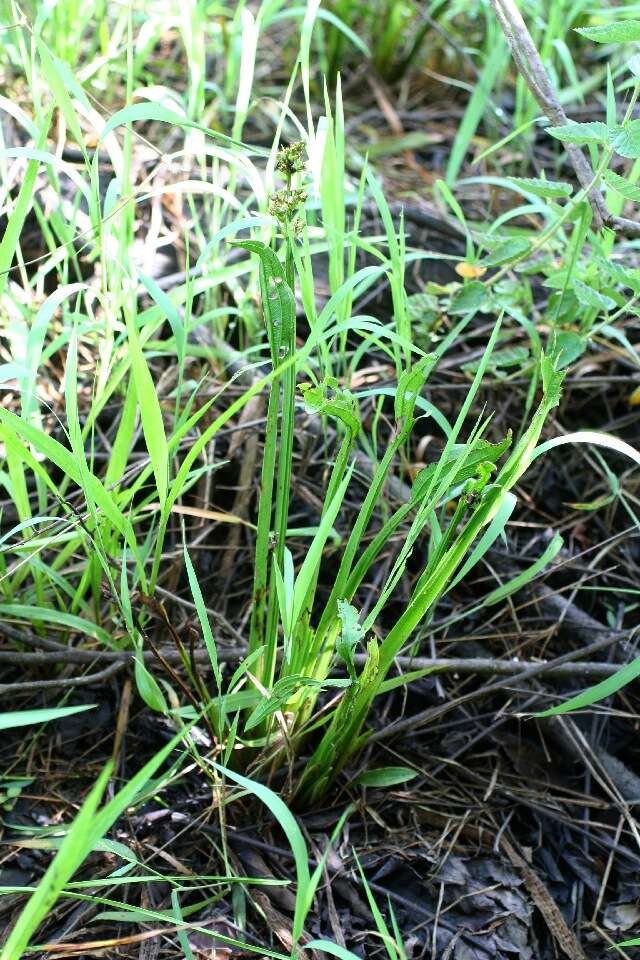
<box><xmin>35</xmin><ymin>39</ymin><xmax>87</xmax><ymax>160</ymax></box>
<box><xmin>0</xmin><ymin>705</ymin><xmax>95</xmax><ymax>731</ymax></box>
<box><xmin>483</xmin><ymin>533</ymin><xmax>563</xmax><ymax>605</ymax></box>
<box><xmin>212</xmin><ymin>762</ymin><xmax>311</xmax><ymax>943</ymax></box>
<box><xmin>125</xmin><ymin>313</ymin><xmax>169</xmax><ymax>506</ymax></box>
<box><xmin>0</xmin><ymin>112</ymin><xmax>51</xmax><ymax>300</ymax></box>
<box><xmin>0</xmin><ymin>765</ymin><xmax>111</xmax><ymax>960</ymax></box>
<box><xmin>533</xmin><ymin>431</ymin><xmax>640</xmax><ymax>467</ymax></box>
<box><xmin>533</xmin><ymin>656</ymin><xmax>640</xmax><ymax>717</ymax></box>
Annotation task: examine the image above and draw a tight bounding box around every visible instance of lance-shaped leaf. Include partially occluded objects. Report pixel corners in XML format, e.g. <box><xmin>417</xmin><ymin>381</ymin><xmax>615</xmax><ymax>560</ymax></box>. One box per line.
<box><xmin>232</xmin><ymin>240</ymin><xmax>295</xmax><ymax>366</ymax></box>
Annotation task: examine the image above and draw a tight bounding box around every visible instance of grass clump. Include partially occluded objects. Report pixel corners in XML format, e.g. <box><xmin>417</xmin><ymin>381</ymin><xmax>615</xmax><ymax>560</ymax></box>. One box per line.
<box><xmin>1</xmin><ymin>3</ymin><xmax>639</xmax><ymax>958</ymax></box>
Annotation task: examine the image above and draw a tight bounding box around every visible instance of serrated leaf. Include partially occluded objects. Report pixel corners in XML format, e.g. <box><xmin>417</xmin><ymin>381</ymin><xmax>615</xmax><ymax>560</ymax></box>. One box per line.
<box><xmin>576</xmin><ymin>21</ymin><xmax>640</xmax><ymax>43</ymax></box>
<box><xmin>547</xmin><ymin>121</ymin><xmax>608</xmax><ymax>145</ymax></box>
<box><xmin>604</xmin><ymin>169</ymin><xmax>640</xmax><ymax>202</ymax></box>
<box><xmin>462</xmin><ymin>346</ymin><xmax>529</xmax><ymax>374</ymax></box>
<box><xmin>596</xmin><ymin>256</ymin><xmax>640</xmax><ymax>293</ymax></box>
<box><xmin>572</xmin><ymin>279</ymin><xmax>615</xmax><ymax>311</ymax></box>
<box><xmin>406</xmin><ymin>292</ymin><xmax>439</xmax><ymax>321</ymax></box>
<box><xmin>540</xmin><ymin>353</ymin><xmax>565</xmax><ymax>406</ymax></box>
<box><xmin>506</xmin><ymin>176</ymin><xmax>573</xmax><ymax>198</ymax></box>
<box><xmin>354</xmin><ymin>766</ymin><xmax>418</xmax><ymax>787</ymax></box>
<box><xmin>480</xmin><ymin>237</ymin><xmax>531</xmax><ymax>267</ymax></box>
<box><xmin>412</xmin><ymin>431</ymin><xmax>512</xmax><ymax>499</ymax></box>
<box><xmin>448</xmin><ymin>281</ymin><xmax>487</xmax><ymax>314</ymax></box>
<box><xmin>609</xmin><ymin>121</ymin><xmax>640</xmax><ymax>159</ymax></box>
<box><xmin>555</xmin><ymin>330</ymin><xmax>587</xmax><ymax>368</ymax></box>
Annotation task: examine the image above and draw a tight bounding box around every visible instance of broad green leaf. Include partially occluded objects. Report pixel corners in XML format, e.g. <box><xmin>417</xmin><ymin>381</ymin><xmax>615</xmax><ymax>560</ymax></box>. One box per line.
<box><xmin>448</xmin><ymin>281</ymin><xmax>487</xmax><ymax>314</ymax></box>
<box><xmin>481</xmin><ymin>237</ymin><xmax>531</xmax><ymax>267</ymax></box>
<box><xmin>506</xmin><ymin>176</ymin><xmax>573</xmax><ymax>199</ymax></box>
<box><xmin>572</xmin><ymin>279</ymin><xmax>615</xmax><ymax>311</ymax></box>
<box><xmin>354</xmin><ymin>766</ymin><xmax>418</xmax><ymax>787</ymax></box>
<box><xmin>604</xmin><ymin>169</ymin><xmax>640</xmax><ymax>202</ymax></box>
<box><xmin>0</xmin><ymin>705</ymin><xmax>95</xmax><ymax>731</ymax></box>
<box><xmin>556</xmin><ymin>330</ymin><xmax>587</xmax><ymax>368</ymax></box>
<box><xmin>576</xmin><ymin>21</ymin><xmax>640</xmax><ymax>43</ymax></box>
<box><xmin>412</xmin><ymin>432</ymin><xmax>512</xmax><ymax>499</ymax></box>
<box><xmin>394</xmin><ymin>355</ymin><xmax>437</xmax><ymax>421</ymax></box>
<box><xmin>232</xmin><ymin>240</ymin><xmax>295</xmax><ymax>365</ymax></box>
<box><xmin>299</xmin><ymin>378</ymin><xmax>360</xmax><ymax>434</ymax></box>
<box><xmin>608</xmin><ymin>121</ymin><xmax>640</xmax><ymax>159</ymax></box>
<box><xmin>547</xmin><ymin>121</ymin><xmax>608</xmax><ymax>145</ymax></box>
<box><xmin>134</xmin><ymin>653</ymin><xmax>168</xmax><ymax>713</ymax></box>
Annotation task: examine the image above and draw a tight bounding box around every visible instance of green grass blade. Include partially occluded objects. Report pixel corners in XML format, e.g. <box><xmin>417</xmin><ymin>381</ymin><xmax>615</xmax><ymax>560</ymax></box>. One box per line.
<box><xmin>0</xmin><ymin>705</ymin><xmax>95</xmax><ymax>731</ymax></box>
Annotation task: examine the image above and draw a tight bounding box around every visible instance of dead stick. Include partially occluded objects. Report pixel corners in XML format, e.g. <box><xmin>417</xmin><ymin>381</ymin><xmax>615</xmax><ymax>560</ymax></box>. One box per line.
<box><xmin>490</xmin><ymin>0</ymin><xmax>640</xmax><ymax>237</ymax></box>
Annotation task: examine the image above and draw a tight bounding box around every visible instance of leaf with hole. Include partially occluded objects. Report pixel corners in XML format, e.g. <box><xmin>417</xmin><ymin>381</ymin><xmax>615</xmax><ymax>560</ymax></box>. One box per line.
<box><xmin>336</xmin><ymin>600</ymin><xmax>364</xmax><ymax>680</ymax></box>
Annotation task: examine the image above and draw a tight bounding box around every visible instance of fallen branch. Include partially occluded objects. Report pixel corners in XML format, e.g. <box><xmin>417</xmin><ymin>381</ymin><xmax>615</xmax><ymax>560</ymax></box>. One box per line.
<box><xmin>0</xmin><ymin>640</ymin><xmax>624</xmax><ymax>695</ymax></box>
<box><xmin>490</xmin><ymin>0</ymin><xmax>640</xmax><ymax>237</ymax></box>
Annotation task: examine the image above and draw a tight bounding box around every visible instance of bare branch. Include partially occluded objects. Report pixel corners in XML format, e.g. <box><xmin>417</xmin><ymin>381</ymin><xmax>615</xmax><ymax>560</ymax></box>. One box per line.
<box><xmin>490</xmin><ymin>0</ymin><xmax>640</xmax><ymax>237</ymax></box>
